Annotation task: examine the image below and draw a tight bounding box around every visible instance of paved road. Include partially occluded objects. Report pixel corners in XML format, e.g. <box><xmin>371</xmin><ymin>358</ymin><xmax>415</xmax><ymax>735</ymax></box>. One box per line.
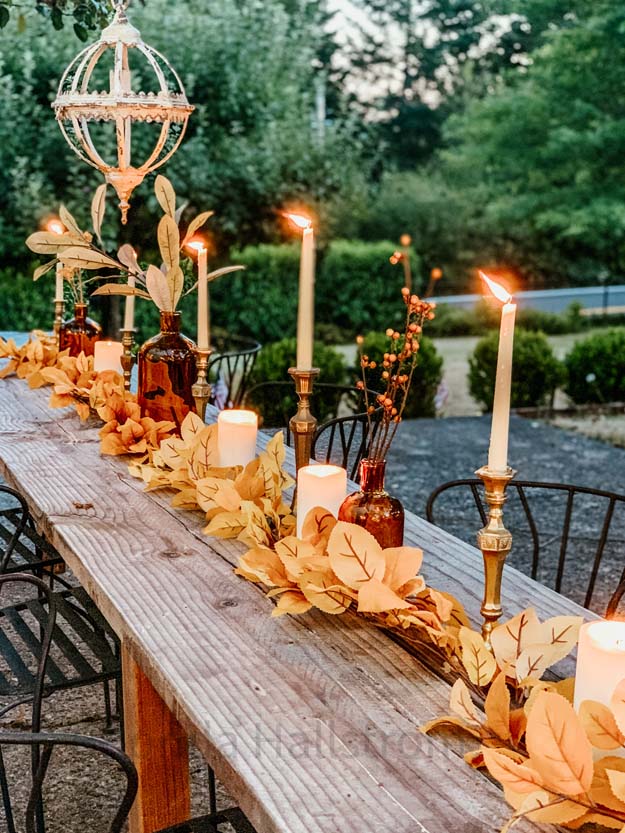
<box><xmin>431</xmin><ymin>283</ymin><xmax>625</xmax><ymax>314</ymax></box>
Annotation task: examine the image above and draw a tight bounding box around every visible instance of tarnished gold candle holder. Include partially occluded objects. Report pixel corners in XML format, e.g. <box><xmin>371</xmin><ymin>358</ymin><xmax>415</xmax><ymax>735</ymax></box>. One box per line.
<box><xmin>192</xmin><ymin>347</ymin><xmax>213</xmax><ymax>422</ymax></box>
<box><xmin>120</xmin><ymin>328</ymin><xmax>136</xmax><ymax>392</ymax></box>
<box><xmin>475</xmin><ymin>465</ymin><xmax>516</xmax><ymax>648</ymax></box>
<box><xmin>53</xmin><ymin>300</ymin><xmax>65</xmax><ymax>345</ymax></box>
<box><xmin>289</xmin><ymin>367</ymin><xmax>320</xmax><ymax>473</ymax></box>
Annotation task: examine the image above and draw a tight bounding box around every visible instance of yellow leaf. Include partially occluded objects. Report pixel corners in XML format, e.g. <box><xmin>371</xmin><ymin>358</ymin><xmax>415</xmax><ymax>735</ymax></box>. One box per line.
<box><xmin>158</xmin><ymin>215</ymin><xmax>180</xmax><ymax>272</ymax></box>
<box><xmin>515</xmin><ymin>642</ymin><xmax>560</xmax><ymax>683</ymax></box>
<box><xmin>357</xmin><ymin>577</ymin><xmax>414</xmax><ymax>613</ymax></box>
<box><xmin>449</xmin><ymin>678</ymin><xmax>480</xmax><ymax>725</ymax></box>
<box><xmin>611</xmin><ymin>679</ymin><xmax>625</xmax><ymax>737</ymax></box>
<box><xmin>554</xmin><ymin>677</ymin><xmax>575</xmax><ymax>703</ymax></box>
<box><xmin>180</xmin><ymin>411</ymin><xmax>205</xmax><ymax>443</ymax></box>
<box><xmin>91</xmin><ymin>183</ymin><xmax>107</xmax><ymax>241</ymax></box>
<box><xmin>579</xmin><ymin>700</ymin><xmax>625</xmax><ymax>750</ymax></box>
<box><xmin>160</xmin><ymin>437</ymin><xmax>187</xmax><ymax>470</ymax></box>
<box><xmin>300</xmin><ymin>571</ymin><xmax>352</xmax><ymax>614</ymax></box>
<box><xmin>607</xmin><ymin>769</ymin><xmax>625</xmax><ymax>804</ymax></box>
<box><xmin>146</xmin><ymin>264</ymin><xmax>172</xmax><ymax>311</ymax></box>
<box><xmin>59</xmin><ymin>204</ymin><xmax>83</xmax><ymax>237</ymax></box>
<box><xmin>485</xmin><ymin>673</ymin><xmax>511</xmax><ymax>740</ymax></box>
<box><xmin>490</xmin><ymin>608</ymin><xmax>542</xmax><ymax>667</ymax></box>
<box><xmin>327</xmin><ymin>521</ymin><xmax>385</xmax><ymax>589</ymax></box>
<box><xmin>382</xmin><ymin>546</ymin><xmax>423</xmax><ymax>592</ymax></box>
<box><xmin>482</xmin><ymin>747</ymin><xmax>544</xmax><ymax>794</ymax></box>
<box><xmin>459</xmin><ymin>627</ymin><xmax>497</xmax><ymax>687</ymax></box>
<box><xmin>204</xmin><ymin>511</ymin><xmax>247</xmax><ymax>539</ymax></box>
<box><xmin>182</xmin><ymin>210</ymin><xmax>214</xmax><ymax>246</ymax></box>
<box><xmin>591</xmin><ymin>756</ymin><xmax>625</xmax><ymax>812</ymax></box>
<box><xmin>168</xmin><ymin>265</ymin><xmax>184</xmax><ymax>309</ymax></box>
<box><xmin>514</xmin><ymin>790</ymin><xmax>586</xmax><ymax>825</ymax></box>
<box><xmin>26</xmin><ymin>231</ymin><xmax>86</xmax><ymax>254</ymax></box>
<box><xmin>301</xmin><ymin>506</ymin><xmax>337</xmax><ymax>549</ymax></box>
<box><xmin>155</xmin><ymin>174</ymin><xmax>176</xmax><ymax>217</ymax></box>
<box><xmin>197</xmin><ymin>478</ymin><xmax>241</xmax><ymax>513</ymax></box>
<box><xmin>57</xmin><ymin>246</ymin><xmax>119</xmax><ymax>270</ymax></box>
<box><xmin>235</xmin><ymin>547</ymin><xmax>289</xmax><ymax>587</ymax></box>
<box><xmin>540</xmin><ymin>615</ymin><xmax>583</xmax><ymax>664</ymax></box>
<box><xmin>33</xmin><ymin>259</ymin><xmax>57</xmax><ymax>281</ymax></box>
<box><xmin>420</xmin><ymin>715</ymin><xmax>483</xmax><ymax>739</ymax></box>
<box><xmin>464</xmin><ymin>749</ymin><xmax>485</xmax><ymax>768</ymax></box>
<box><xmin>525</xmin><ymin>691</ymin><xmax>593</xmax><ymax>795</ymax></box>
<box><xmin>271</xmin><ymin>591</ymin><xmax>312</xmax><ymax>617</ymax></box>
<box><xmin>170</xmin><ymin>489</ymin><xmax>199</xmax><ymax>510</ymax></box>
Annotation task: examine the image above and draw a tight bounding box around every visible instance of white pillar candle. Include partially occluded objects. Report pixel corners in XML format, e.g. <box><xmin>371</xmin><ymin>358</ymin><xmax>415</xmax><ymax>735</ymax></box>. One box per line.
<box><xmin>123</xmin><ymin>271</ymin><xmax>136</xmax><ymax>331</ymax></box>
<box><xmin>481</xmin><ymin>273</ymin><xmax>517</xmax><ymax>472</ymax></box>
<box><xmin>296</xmin><ymin>224</ymin><xmax>315</xmax><ymax>370</ymax></box>
<box><xmin>197</xmin><ymin>246</ymin><xmax>210</xmax><ymax>351</ymax></box>
<box><xmin>296</xmin><ymin>464</ymin><xmax>347</xmax><ymax>538</ymax></box>
<box><xmin>55</xmin><ymin>261</ymin><xmax>64</xmax><ymax>303</ymax></box>
<box><xmin>217</xmin><ymin>410</ymin><xmax>258</xmax><ymax>468</ymax></box>
<box><xmin>574</xmin><ymin>620</ymin><xmax>625</xmax><ymax>710</ymax></box>
<box><xmin>93</xmin><ymin>341</ymin><xmax>124</xmax><ymax>374</ymax></box>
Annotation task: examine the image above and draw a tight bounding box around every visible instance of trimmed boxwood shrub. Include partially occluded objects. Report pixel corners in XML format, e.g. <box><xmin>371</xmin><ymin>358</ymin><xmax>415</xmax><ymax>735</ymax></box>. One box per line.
<box><xmin>351</xmin><ymin>331</ymin><xmax>443</xmax><ymax>418</ymax></box>
<box><xmin>245</xmin><ymin>337</ymin><xmax>346</xmax><ymax>427</ymax></box>
<box><xmin>565</xmin><ymin>329</ymin><xmax>625</xmax><ymax>404</ymax></box>
<box><xmin>468</xmin><ymin>329</ymin><xmax>564</xmax><ymax>411</ymax></box>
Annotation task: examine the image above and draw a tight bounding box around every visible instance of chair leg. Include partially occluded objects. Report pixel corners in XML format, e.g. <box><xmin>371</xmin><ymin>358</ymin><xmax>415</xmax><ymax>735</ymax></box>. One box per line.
<box><xmin>116</xmin><ymin>672</ymin><xmax>125</xmax><ymax>751</ymax></box>
<box><xmin>208</xmin><ymin>765</ymin><xmax>217</xmax><ymax>816</ymax></box>
<box><xmin>0</xmin><ymin>747</ymin><xmax>17</xmax><ymax>833</ymax></box>
<box><xmin>102</xmin><ymin>680</ymin><xmax>115</xmax><ymax>734</ymax></box>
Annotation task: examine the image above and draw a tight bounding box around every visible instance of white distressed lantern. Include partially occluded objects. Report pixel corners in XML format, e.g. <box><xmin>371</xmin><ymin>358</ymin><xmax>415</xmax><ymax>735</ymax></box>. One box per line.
<box><xmin>53</xmin><ymin>0</ymin><xmax>194</xmax><ymax>223</ymax></box>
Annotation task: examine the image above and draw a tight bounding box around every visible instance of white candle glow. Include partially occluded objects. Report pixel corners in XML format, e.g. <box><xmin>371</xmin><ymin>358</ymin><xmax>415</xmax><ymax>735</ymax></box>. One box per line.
<box><xmin>287</xmin><ymin>213</ymin><xmax>315</xmax><ymax>371</ymax></box>
<box><xmin>481</xmin><ymin>272</ymin><xmax>517</xmax><ymax>472</ymax></box>
<box><xmin>189</xmin><ymin>241</ymin><xmax>210</xmax><ymax>351</ymax></box>
<box><xmin>296</xmin><ymin>464</ymin><xmax>347</xmax><ymax>538</ymax></box>
<box><xmin>217</xmin><ymin>410</ymin><xmax>258</xmax><ymax>468</ymax></box>
<box><xmin>93</xmin><ymin>341</ymin><xmax>124</xmax><ymax>374</ymax></box>
<box><xmin>574</xmin><ymin>620</ymin><xmax>625</xmax><ymax>710</ymax></box>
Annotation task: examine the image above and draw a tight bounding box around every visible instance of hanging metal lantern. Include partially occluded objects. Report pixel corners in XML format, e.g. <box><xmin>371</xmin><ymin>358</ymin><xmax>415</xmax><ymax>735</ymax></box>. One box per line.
<box><xmin>53</xmin><ymin>0</ymin><xmax>194</xmax><ymax>223</ymax></box>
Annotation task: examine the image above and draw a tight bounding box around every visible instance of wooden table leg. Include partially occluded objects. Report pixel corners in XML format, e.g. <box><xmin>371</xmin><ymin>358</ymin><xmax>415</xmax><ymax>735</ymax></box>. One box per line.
<box><xmin>122</xmin><ymin>644</ymin><xmax>191</xmax><ymax>833</ymax></box>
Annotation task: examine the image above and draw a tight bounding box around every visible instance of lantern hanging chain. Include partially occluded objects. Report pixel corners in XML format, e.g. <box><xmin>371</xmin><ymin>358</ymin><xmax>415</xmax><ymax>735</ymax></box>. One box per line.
<box><xmin>111</xmin><ymin>0</ymin><xmax>130</xmax><ymax>20</ymax></box>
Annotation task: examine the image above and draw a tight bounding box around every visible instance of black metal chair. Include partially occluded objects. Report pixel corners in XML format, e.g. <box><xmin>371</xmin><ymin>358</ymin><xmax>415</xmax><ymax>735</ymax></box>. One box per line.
<box><xmin>207</xmin><ymin>335</ymin><xmax>262</xmax><ymax>410</ymax></box>
<box><xmin>156</xmin><ymin>807</ymin><xmax>257</xmax><ymax>833</ymax></box>
<box><xmin>0</xmin><ymin>489</ymin><xmax>121</xmax><ymax>731</ymax></box>
<box><xmin>425</xmin><ymin>479</ymin><xmax>625</xmax><ymax>614</ymax></box>
<box><xmin>243</xmin><ymin>382</ymin><xmax>382</xmax><ymax>481</ymax></box>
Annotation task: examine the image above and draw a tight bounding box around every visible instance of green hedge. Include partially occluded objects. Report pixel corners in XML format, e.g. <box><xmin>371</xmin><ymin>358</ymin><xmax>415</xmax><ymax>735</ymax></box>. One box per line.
<box><xmin>468</xmin><ymin>329</ymin><xmax>564</xmax><ymax>411</ymax></box>
<box><xmin>210</xmin><ymin>240</ymin><xmax>421</xmax><ymax>343</ymax></box>
<box><xmin>351</xmin><ymin>331</ymin><xmax>443</xmax><ymax>418</ymax></box>
<box><xmin>426</xmin><ymin>300</ymin><xmax>584</xmax><ymax>339</ymax></box>
<box><xmin>564</xmin><ymin>329</ymin><xmax>625</xmax><ymax>404</ymax></box>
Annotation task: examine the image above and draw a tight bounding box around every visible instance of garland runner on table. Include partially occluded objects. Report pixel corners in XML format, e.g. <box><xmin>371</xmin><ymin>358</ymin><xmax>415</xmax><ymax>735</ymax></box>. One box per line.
<box><xmin>5</xmin><ymin>335</ymin><xmax>625</xmax><ymax>832</ymax></box>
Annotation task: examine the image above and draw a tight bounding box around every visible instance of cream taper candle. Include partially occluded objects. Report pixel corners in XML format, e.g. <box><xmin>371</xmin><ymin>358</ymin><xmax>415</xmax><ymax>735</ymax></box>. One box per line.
<box><xmin>55</xmin><ymin>262</ymin><xmax>64</xmax><ymax>303</ymax></box>
<box><xmin>197</xmin><ymin>245</ymin><xmax>209</xmax><ymax>351</ymax></box>
<box><xmin>296</xmin><ymin>464</ymin><xmax>347</xmax><ymax>538</ymax></box>
<box><xmin>286</xmin><ymin>213</ymin><xmax>315</xmax><ymax>371</ymax></box>
<box><xmin>123</xmin><ymin>271</ymin><xmax>136</xmax><ymax>331</ymax></box>
<box><xmin>94</xmin><ymin>341</ymin><xmax>124</xmax><ymax>374</ymax></box>
<box><xmin>481</xmin><ymin>272</ymin><xmax>516</xmax><ymax>472</ymax></box>
<box><xmin>217</xmin><ymin>410</ymin><xmax>258</xmax><ymax>468</ymax></box>
<box><xmin>574</xmin><ymin>620</ymin><xmax>625</xmax><ymax>710</ymax></box>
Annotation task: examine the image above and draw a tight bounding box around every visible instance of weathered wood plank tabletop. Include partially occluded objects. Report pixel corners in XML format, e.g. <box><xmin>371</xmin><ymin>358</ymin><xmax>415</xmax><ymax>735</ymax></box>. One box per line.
<box><xmin>0</xmin><ymin>377</ymin><xmax>591</xmax><ymax>833</ymax></box>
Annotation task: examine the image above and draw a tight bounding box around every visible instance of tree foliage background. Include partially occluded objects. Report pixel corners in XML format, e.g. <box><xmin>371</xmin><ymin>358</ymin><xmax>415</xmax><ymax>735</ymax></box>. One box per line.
<box><xmin>0</xmin><ymin>0</ymin><xmax>620</xmax><ymax>293</ymax></box>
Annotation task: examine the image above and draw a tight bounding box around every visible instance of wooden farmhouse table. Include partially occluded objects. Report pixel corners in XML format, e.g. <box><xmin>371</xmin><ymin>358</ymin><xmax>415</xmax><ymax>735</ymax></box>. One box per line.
<box><xmin>0</xmin><ymin>377</ymin><xmax>592</xmax><ymax>833</ymax></box>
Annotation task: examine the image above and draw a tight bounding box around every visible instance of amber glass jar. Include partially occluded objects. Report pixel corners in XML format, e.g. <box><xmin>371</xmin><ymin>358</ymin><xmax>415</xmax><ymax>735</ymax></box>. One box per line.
<box><xmin>137</xmin><ymin>311</ymin><xmax>197</xmax><ymax>428</ymax></box>
<box><xmin>58</xmin><ymin>303</ymin><xmax>102</xmax><ymax>357</ymax></box>
<box><xmin>338</xmin><ymin>459</ymin><xmax>404</xmax><ymax>548</ymax></box>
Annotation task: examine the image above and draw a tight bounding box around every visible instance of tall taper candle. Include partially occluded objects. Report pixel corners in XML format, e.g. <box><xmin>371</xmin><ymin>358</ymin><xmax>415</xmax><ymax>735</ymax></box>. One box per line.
<box><xmin>481</xmin><ymin>273</ymin><xmax>516</xmax><ymax>472</ymax></box>
<box><xmin>123</xmin><ymin>271</ymin><xmax>136</xmax><ymax>331</ymax></box>
<box><xmin>297</xmin><ymin>223</ymin><xmax>315</xmax><ymax>370</ymax></box>
<box><xmin>197</xmin><ymin>245</ymin><xmax>209</xmax><ymax>351</ymax></box>
<box><xmin>55</xmin><ymin>262</ymin><xmax>64</xmax><ymax>303</ymax></box>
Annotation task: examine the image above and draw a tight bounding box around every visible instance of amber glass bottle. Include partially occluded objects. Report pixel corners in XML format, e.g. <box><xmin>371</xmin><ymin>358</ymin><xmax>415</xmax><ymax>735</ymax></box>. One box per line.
<box><xmin>58</xmin><ymin>303</ymin><xmax>102</xmax><ymax>357</ymax></box>
<box><xmin>137</xmin><ymin>311</ymin><xmax>197</xmax><ymax>428</ymax></box>
<box><xmin>338</xmin><ymin>459</ymin><xmax>404</xmax><ymax>547</ymax></box>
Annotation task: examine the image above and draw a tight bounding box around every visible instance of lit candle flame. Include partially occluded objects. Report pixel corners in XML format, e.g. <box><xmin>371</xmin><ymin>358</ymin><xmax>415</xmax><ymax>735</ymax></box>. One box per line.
<box><xmin>284</xmin><ymin>212</ymin><xmax>312</xmax><ymax>231</ymax></box>
<box><xmin>47</xmin><ymin>219</ymin><xmax>65</xmax><ymax>236</ymax></box>
<box><xmin>186</xmin><ymin>237</ymin><xmax>206</xmax><ymax>254</ymax></box>
<box><xmin>480</xmin><ymin>271</ymin><xmax>512</xmax><ymax>304</ymax></box>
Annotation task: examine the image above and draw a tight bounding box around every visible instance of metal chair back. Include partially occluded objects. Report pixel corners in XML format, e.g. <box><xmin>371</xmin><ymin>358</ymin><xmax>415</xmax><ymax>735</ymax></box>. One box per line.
<box><xmin>425</xmin><ymin>479</ymin><xmax>625</xmax><ymax>614</ymax></box>
<box><xmin>0</xmin><ymin>730</ymin><xmax>137</xmax><ymax>833</ymax></box>
<box><xmin>207</xmin><ymin>335</ymin><xmax>261</xmax><ymax>409</ymax></box>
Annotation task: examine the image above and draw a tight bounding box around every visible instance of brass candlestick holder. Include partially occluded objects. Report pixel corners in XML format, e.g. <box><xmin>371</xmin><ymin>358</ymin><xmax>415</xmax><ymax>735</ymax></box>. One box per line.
<box><xmin>475</xmin><ymin>465</ymin><xmax>516</xmax><ymax>648</ymax></box>
<box><xmin>53</xmin><ymin>300</ymin><xmax>65</xmax><ymax>345</ymax></box>
<box><xmin>289</xmin><ymin>367</ymin><xmax>320</xmax><ymax>473</ymax></box>
<box><xmin>192</xmin><ymin>347</ymin><xmax>213</xmax><ymax>422</ymax></box>
<box><xmin>120</xmin><ymin>328</ymin><xmax>136</xmax><ymax>392</ymax></box>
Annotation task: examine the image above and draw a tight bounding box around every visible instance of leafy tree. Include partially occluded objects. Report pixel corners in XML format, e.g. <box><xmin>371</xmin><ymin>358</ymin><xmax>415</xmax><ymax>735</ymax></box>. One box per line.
<box><xmin>0</xmin><ymin>0</ymin><xmax>110</xmax><ymax>40</ymax></box>
<box><xmin>439</xmin><ymin>0</ymin><xmax>625</xmax><ymax>285</ymax></box>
